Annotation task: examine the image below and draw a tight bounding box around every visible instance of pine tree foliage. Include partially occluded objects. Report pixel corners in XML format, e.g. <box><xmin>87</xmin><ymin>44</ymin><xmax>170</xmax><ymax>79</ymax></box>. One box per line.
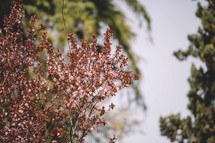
<box><xmin>160</xmin><ymin>1</ymin><xmax>215</xmax><ymax>142</ymax></box>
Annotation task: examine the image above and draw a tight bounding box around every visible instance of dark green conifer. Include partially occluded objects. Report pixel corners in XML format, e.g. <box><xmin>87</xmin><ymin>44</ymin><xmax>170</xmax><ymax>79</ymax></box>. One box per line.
<box><xmin>160</xmin><ymin>1</ymin><xmax>215</xmax><ymax>142</ymax></box>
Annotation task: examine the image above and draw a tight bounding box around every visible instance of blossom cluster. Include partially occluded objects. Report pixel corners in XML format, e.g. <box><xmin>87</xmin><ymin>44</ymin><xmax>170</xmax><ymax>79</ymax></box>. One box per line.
<box><xmin>0</xmin><ymin>0</ymin><xmax>138</xmax><ymax>142</ymax></box>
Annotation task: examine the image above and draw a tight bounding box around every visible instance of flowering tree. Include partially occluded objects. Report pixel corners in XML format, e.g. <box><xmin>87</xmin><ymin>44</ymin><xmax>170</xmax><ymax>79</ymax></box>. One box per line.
<box><xmin>0</xmin><ymin>0</ymin><xmax>138</xmax><ymax>142</ymax></box>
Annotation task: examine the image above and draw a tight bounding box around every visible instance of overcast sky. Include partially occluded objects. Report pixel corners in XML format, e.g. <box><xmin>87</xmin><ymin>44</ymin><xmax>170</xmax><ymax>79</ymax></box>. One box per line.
<box><xmin>118</xmin><ymin>0</ymin><xmax>202</xmax><ymax>142</ymax></box>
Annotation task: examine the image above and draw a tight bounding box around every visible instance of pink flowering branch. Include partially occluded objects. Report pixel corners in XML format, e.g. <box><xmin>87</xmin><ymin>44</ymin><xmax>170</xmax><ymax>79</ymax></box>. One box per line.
<box><xmin>0</xmin><ymin>0</ymin><xmax>139</xmax><ymax>142</ymax></box>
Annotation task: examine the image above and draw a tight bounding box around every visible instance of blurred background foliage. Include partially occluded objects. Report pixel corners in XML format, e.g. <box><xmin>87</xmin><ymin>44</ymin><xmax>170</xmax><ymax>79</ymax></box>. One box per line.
<box><xmin>160</xmin><ymin>0</ymin><xmax>215</xmax><ymax>142</ymax></box>
<box><xmin>89</xmin><ymin>108</ymin><xmax>142</xmax><ymax>142</ymax></box>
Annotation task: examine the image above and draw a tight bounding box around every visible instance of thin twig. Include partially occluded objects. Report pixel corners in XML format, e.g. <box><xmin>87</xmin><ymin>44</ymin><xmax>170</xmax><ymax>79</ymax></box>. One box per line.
<box><xmin>209</xmin><ymin>0</ymin><xmax>215</xmax><ymax>7</ymax></box>
<box><xmin>2</xmin><ymin>71</ymin><xmax>10</xmax><ymax>86</ymax></box>
<box><xmin>62</xmin><ymin>0</ymin><xmax>72</xmax><ymax>52</ymax></box>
